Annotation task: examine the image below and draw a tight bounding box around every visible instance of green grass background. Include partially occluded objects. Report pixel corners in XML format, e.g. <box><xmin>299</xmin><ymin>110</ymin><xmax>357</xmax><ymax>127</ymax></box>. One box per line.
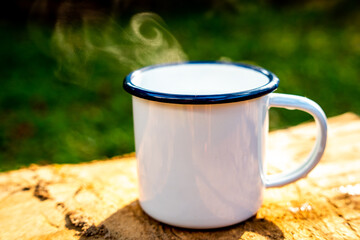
<box><xmin>1</xmin><ymin>3</ymin><xmax>359</xmax><ymax>171</ymax></box>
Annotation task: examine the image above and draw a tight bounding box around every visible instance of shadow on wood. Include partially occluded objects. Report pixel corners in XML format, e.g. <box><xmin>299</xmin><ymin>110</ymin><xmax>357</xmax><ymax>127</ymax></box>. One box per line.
<box><xmin>78</xmin><ymin>200</ymin><xmax>284</xmax><ymax>240</ymax></box>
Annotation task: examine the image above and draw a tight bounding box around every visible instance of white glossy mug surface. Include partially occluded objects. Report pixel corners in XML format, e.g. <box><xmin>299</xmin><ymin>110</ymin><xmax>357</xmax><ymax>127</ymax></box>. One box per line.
<box><xmin>124</xmin><ymin>62</ymin><xmax>327</xmax><ymax>229</ymax></box>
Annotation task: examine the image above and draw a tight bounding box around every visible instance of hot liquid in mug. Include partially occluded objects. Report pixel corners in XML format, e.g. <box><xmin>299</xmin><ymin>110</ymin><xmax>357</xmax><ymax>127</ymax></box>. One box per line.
<box><xmin>123</xmin><ymin>62</ymin><xmax>327</xmax><ymax>229</ymax></box>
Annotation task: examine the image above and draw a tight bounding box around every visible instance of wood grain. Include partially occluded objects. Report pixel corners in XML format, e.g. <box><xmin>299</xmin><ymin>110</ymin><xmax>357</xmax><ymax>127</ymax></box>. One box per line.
<box><xmin>0</xmin><ymin>113</ymin><xmax>359</xmax><ymax>239</ymax></box>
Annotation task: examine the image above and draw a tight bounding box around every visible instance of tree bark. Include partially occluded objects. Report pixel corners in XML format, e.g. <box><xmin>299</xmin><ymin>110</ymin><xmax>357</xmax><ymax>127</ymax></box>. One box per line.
<box><xmin>0</xmin><ymin>113</ymin><xmax>359</xmax><ymax>239</ymax></box>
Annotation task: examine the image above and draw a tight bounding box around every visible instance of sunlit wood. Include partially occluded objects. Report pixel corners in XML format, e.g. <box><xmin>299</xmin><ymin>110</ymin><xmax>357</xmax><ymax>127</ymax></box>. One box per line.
<box><xmin>0</xmin><ymin>113</ymin><xmax>359</xmax><ymax>239</ymax></box>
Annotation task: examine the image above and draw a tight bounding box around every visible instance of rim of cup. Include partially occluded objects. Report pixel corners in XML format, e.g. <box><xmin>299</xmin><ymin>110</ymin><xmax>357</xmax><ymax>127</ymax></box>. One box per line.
<box><xmin>123</xmin><ymin>61</ymin><xmax>279</xmax><ymax>104</ymax></box>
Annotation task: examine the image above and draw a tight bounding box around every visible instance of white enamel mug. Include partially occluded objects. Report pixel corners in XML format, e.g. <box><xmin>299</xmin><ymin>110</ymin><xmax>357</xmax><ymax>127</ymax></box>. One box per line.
<box><xmin>123</xmin><ymin>62</ymin><xmax>327</xmax><ymax>229</ymax></box>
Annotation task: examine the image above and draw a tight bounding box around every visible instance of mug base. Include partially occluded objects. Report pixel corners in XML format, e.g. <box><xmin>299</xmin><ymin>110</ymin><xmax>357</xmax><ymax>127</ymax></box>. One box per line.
<box><xmin>139</xmin><ymin>202</ymin><xmax>258</xmax><ymax>229</ymax></box>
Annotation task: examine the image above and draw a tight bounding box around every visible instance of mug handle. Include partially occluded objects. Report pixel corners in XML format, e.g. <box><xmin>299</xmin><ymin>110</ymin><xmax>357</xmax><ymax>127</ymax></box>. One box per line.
<box><xmin>265</xmin><ymin>93</ymin><xmax>328</xmax><ymax>188</ymax></box>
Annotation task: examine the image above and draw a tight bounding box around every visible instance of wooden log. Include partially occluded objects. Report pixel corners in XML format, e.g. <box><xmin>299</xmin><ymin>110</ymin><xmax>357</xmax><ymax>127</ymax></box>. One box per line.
<box><xmin>0</xmin><ymin>113</ymin><xmax>359</xmax><ymax>239</ymax></box>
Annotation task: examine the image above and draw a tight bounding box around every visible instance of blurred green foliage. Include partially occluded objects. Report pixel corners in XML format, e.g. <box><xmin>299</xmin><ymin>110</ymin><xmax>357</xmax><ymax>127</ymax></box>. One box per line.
<box><xmin>1</xmin><ymin>2</ymin><xmax>360</xmax><ymax>171</ymax></box>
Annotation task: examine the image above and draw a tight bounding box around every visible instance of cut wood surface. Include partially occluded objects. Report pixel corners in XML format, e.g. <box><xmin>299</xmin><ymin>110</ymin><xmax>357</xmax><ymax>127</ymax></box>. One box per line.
<box><xmin>0</xmin><ymin>113</ymin><xmax>360</xmax><ymax>240</ymax></box>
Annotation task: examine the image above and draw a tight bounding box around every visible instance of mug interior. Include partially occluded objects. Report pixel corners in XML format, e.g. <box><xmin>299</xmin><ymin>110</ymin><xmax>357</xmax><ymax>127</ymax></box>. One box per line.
<box><xmin>131</xmin><ymin>63</ymin><xmax>269</xmax><ymax>95</ymax></box>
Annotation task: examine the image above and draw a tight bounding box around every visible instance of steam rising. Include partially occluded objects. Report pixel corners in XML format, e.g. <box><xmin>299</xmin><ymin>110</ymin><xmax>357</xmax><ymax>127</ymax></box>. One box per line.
<box><xmin>30</xmin><ymin>0</ymin><xmax>187</xmax><ymax>87</ymax></box>
<box><xmin>128</xmin><ymin>13</ymin><xmax>187</xmax><ymax>67</ymax></box>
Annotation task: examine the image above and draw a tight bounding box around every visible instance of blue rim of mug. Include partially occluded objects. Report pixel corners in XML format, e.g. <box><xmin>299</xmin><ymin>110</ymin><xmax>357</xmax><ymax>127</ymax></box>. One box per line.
<box><xmin>123</xmin><ymin>61</ymin><xmax>279</xmax><ymax>104</ymax></box>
